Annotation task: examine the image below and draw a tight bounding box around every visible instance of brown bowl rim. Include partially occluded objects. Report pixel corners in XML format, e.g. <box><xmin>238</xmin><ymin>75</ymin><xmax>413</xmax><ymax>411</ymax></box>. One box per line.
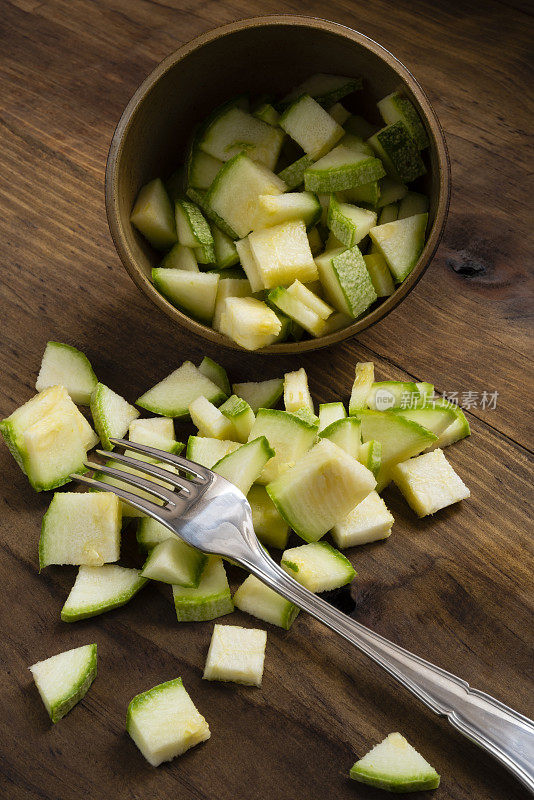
<box><xmin>105</xmin><ymin>14</ymin><xmax>450</xmax><ymax>355</ymax></box>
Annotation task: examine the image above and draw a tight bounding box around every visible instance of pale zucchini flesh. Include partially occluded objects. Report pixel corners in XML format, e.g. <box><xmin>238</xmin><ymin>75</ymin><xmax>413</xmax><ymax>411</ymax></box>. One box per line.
<box><xmin>349</xmin><ymin>362</ymin><xmax>375</xmax><ymax>413</ymax></box>
<box><xmin>141</xmin><ymin>537</ymin><xmax>207</xmax><ymax>587</ymax></box>
<box><xmin>391</xmin><ymin>448</ymin><xmax>470</xmax><ymax>517</ymax></box>
<box><xmin>90</xmin><ymin>382</ymin><xmax>140</xmax><ymax>451</ymax></box>
<box><xmin>61</xmin><ymin>565</ymin><xmax>147</xmax><ymax>621</ymax></box>
<box><xmin>266</xmin><ymin>438</ymin><xmax>376</xmax><ymax>542</ymax></box>
<box><xmin>219</xmin><ymin>296</ymin><xmax>282</xmax><ymax>351</ymax></box>
<box><xmin>219</xmin><ymin>394</ymin><xmax>255</xmax><ymax>442</ymax></box>
<box><xmin>327</xmin><ymin>195</ymin><xmax>377</xmax><ymax>248</ymax></box>
<box><xmin>369</xmin><ymin>213</ymin><xmax>428</xmax><ymax>282</ymax></box>
<box><xmin>39</xmin><ymin>492</ymin><xmax>121</xmax><ymax>568</ymax></box>
<box><xmin>319</xmin><ymin>416</ymin><xmax>361</xmax><ymax>459</ymax></box>
<box><xmin>199</xmin><ymin>105</ymin><xmax>284</xmax><ymax>170</ymax></box>
<box><xmin>160</xmin><ymin>243</ymin><xmax>199</xmax><ymax>271</ymax></box>
<box><xmin>233</xmin><ymin>575</ymin><xmax>299</xmax><ymax>629</ymax></box>
<box><xmin>254</xmin><ymin>191</ymin><xmax>321</xmax><ymax>230</ymax></box>
<box><xmin>232</xmin><ymin>378</ymin><xmax>284</xmax><ymax>414</ymax></box>
<box><xmin>213</xmin><ymin>276</ymin><xmax>252</xmax><ymax>331</ymax></box>
<box><xmin>186</xmin><ymin>435</ymin><xmax>241</xmax><ymax>469</ymax></box>
<box><xmin>212</xmin><ymin>436</ymin><xmax>274</xmax><ymax>495</ymax></box>
<box><xmin>283</xmin><ymin>367</ymin><xmax>314</xmax><ymax>414</ymax></box>
<box><xmin>248</xmin><ymin>220</ymin><xmax>318</xmax><ymax>289</ymax></box>
<box><xmin>36</xmin><ymin>342</ymin><xmax>97</xmax><ymax>405</ymax></box>
<box><xmin>318</xmin><ymin>402</ymin><xmax>346</xmax><ymax>432</ymax></box>
<box><xmin>152</xmin><ymin>268</ymin><xmax>219</xmax><ymax>324</ymax></box>
<box><xmin>189</xmin><ymin>395</ymin><xmax>235</xmax><ymax>440</ymax></box>
<box><xmin>247</xmin><ymin>484</ymin><xmax>289</xmax><ymax>549</ymax></box>
<box><xmin>173</xmin><ymin>556</ymin><xmax>234</xmax><ymax>622</ymax></box>
<box><xmin>315</xmin><ymin>245</ymin><xmax>377</xmax><ymax>318</ymax></box>
<box><xmin>127</xmin><ymin>677</ymin><xmax>210</xmax><ymax>766</ymax></box>
<box><xmin>203</xmin><ymin>624</ymin><xmax>267</xmax><ymax>686</ymax></box>
<box><xmin>364</xmin><ymin>252</ymin><xmax>395</xmax><ymax>297</ymax></box>
<box><xmin>268</xmin><ymin>287</ymin><xmax>327</xmax><ymax>337</ymax></box>
<box><xmin>136</xmin><ymin>361</ymin><xmax>227</xmax><ymax>418</ymax></box>
<box><xmin>247</xmin><ymin>407</ymin><xmax>318</xmax><ymax>484</ymax></box>
<box><xmin>331</xmin><ymin>490</ymin><xmax>394</xmax><ymax>547</ymax></box>
<box><xmin>279</xmin><ymin>94</ymin><xmax>344</xmax><ymax>158</ymax></box>
<box><xmin>30</xmin><ymin>643</ymin><xmax>97</xmax><ymax>723</ymax></box>
<box><xmin>357</xmin><ymin>410</ymin><xmax>437</xmax><ymax>467</ymax></box>
<box><xmin>281</xmin><ymin>541</ymin><xmax>355</xmax><ymax>592</ymax></box>
<box><xmin>350</xmin><ymin>732</ymin><xmax>440</xmax><ymax>791</ymax></box>
<box><xmin>130</xmin><ymin>178</ymin><xmax>177</xmax><ymax>251</ymax></box>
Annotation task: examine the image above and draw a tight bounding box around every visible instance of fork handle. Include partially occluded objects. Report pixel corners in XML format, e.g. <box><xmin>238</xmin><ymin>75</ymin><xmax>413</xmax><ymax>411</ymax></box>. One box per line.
<box><xmin>243</xmin><ymin>549</ymin><xmax>534</xmax><ymax>792</ymax></box>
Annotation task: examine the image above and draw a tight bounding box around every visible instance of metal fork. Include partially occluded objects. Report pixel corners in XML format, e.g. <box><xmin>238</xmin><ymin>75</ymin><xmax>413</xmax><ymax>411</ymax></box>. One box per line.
<box><xmin>75</xmin><ymin>438</ymin><xmax>534</xmax><ymax>792</ymax></box>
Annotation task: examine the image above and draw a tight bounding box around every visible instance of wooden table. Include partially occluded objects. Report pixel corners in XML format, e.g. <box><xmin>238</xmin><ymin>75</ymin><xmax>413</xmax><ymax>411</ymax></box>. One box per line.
<box><xmin>0</xmin><ymin>1</ymin><xmax>532</xmax><ymax>798</ymax></box>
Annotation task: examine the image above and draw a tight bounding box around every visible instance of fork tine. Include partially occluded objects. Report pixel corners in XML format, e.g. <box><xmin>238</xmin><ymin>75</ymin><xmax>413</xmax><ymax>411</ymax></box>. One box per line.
<box><xmin>85</xmin><ymin>461</ymin><xmax>180</xmax><ymax>507</ymax></box>
<box><xmin>71</xmin><ymin>473</ymin><xmax>173</xmax><ymax>520</ymax></box>
<box><xmin>110</xmin><ymin>438</ymin><xmax>209</xmax><ymax>482</ymax></box>
<box><xmin>95</xmin><ymin>449</ymin><xmax>193</xmax><ymax>494</ymax></box>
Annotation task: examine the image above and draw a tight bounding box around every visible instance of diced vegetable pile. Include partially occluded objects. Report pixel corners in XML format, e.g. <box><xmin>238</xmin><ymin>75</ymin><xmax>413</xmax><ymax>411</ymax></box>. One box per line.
<box><xmin>129</xmin><ymin>74</ymin><xmax>431</xmax><ymax>350</ymax></box>
<box><xmin>4</xmin><ymin>342</ymin><xmax>464</xmax><ymax>783</ymax></box>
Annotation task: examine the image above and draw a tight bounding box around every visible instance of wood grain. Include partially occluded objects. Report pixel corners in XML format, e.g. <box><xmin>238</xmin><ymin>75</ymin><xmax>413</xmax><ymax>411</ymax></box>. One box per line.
<box><xmin>0</xmin><ymin>1</ymin><xmax>532</xmax><ymax>799</ymax></box>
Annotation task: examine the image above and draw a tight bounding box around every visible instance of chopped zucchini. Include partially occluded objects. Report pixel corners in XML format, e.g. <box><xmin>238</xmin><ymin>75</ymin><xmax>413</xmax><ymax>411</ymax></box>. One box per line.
<box><xmin>426</xmin><ymin>399</ymin><xmax>470</xmax><ymax>449</ymax></box>
<box><xmin>127</xmin><ymin>677</ymin><xmax>210</xmax><ymax>766</ymax></box>
<box><xmin>186</xmin><ymin>185</ymin><xmax>237</xmax><ymax>239</ymax></box>
<box><xmin>391</xmin><ymin>448</ymin><xmax>470</xmax><ymax>517</ymax></box>
<box><xmin>364</xmin><ymin>252</ymin><xmax>395</xmax><ymax>297</ymax></box>
<box><xmin>315</xmin><ymin>245</ymin><xmax>377</xmax><ymax>317</ymax></box>
<box><xmin>398</xmin><ymin>191</ymin><xmax>429</xmax><ymax>220</ymax></box>
<box><xmin>336</xmin><ymin>180</ymin><xmax>381</xmax><ymax>207</ymax></box>
<box><xmin>232</xmin><ymin>378</ymin><xmax>284</xmax><ymax>414</ymax></box>
<box><xmin>199</xmin><ymin>105</ymin><xmax>283</xmax><ymax>170</ymax></box>
<box><xmin>152</xmin><ymin>268</ymin><xmax>219</xmax><ymax>323</ymax></box>
<box><xmin>349</xmin><ymin>362</ymin><xmax>375</xmax><ymax>413</ymax></box>
<box><xmin>253</xmin><ymin>101</ymin><xmax>280</xmax><ymax>127</ymax></box>
<box><xmin>307</xmin><ymin>226</ymin><xmax>323</xmax><ymax>255</ymax></box>
<box><xmin>331</xmin><ymin>490</ymin><xmax>393</xmax><ymax>547</ymax></box>
<box><xmin>319</xmin><ymin>416</ymin><xmax>361</xmax><ymax>459</ymax></box>
<box><xmin>369</xmin><ymin>213</ymin><xmax>428</xmax><ymax>282</ymax></box>
<box><xmin>327</xmin><ymin>195</ymin><xmax>377</xmax><ymax>247</ymax></box>
<box><xmin>280</xmin><ymin>94</ymin><xmax>344</xmax><ymax>158</ymax></box>
<box><xmin>160</xmin><ymin>243</ymin><xmax>199</xmax><ymax>271</ymax></box>
<box><xmin>128</xmin><ymin>417</ymin><xmax>184</xmax><ymax>455</ymax></box>
<box><xmin>358</xmin><ymin>439</ymin><xmax>382</xmax><ymax>477</ymax></box>
<box><xmin>219</xmin><ymin>296</ymin><xmax>282</xmax><ymax>350</ymax></box>
<box><xmin>283</xmin><ymin>368</ymin><xmax>314</xmax><ymax>415</ymax></box>
<box><xmin>174</xmin><ymin>198</ymin><xmax>214</xmax><ymax>263</ymax></box>
<box><xmin>130</xmin><ymin>178</ymin><xmax>177</xmax><ymax>251</ymax></box>
<box><xmin>249</xmin><ymin>220</ymin><xmax>318</xmax><ymax>288</ymax></box>
<box><xmin>173</xmin><ymin>555</ymin><xmax>233</xmax><ymax>622</ymax></box>
<box><xmin>235</xmin><ymin>236</ymin><xmax>264</xmax><ymax>292</ymax></box>
<box><xmin>268</xmin><ymin>287</ymin><xmax>327</xmax><ymax>337</ymax></box>
<box><xmin>350</xmin><ymin>732</ymin><xmax>440</xmax><ymax>791</ymax></box>
<box><xmin>233</xmin><ymin>575</ymin><xmax>299</xmax><ymax>629</ymax></box>
<box><xmin>378</xmin><ymin>91</ymin><xmax>429</xmax><ymax>150</ymax></box>
<box><xmin>321</xmin><ymin>311</ymin><xmax>353</xmax><ymax>334</ymax></box>
<box><xmin>211</xmin><ymin>224</ymin><xmax>239</xmax><ymax>268</ymax></box>
<box><xmin>203</xmin><ymin>624</ymin><xmax>267</xmax><ymax>686</ymax></box>
<box><xmin>141</xmin><ymin>537</ymin><xmax>207</xmax><ymax>587</ymax></box>
<box><xmin>254</xmin><ymin>191</ymin><xmax>321</xmax><ymax>229</ymax></box>
<box><xmin>90</xmin><ymin>383</ymin><xmax>139</xmax><ymax>450</ymax></box>
<box><xmin>357</xmin><ymin>410</ymin><xmax>437</xmax><ymax>467</ymax></box>
<box><xmin>344</xmin><ymin>114</ymin><xmax>376</xmax><ymax>140</ymax></box>
<box><xmin>266</xmin><ymin>438</ymin><xmax>376</xmax><ymax>542</ymax></box>
<box><xmin>136</xmin><ymin>361</ymin><xmax>227</xmax><ymax>418</ymax></box>
<box><xmin>29</xmin><ymin>644</ymin><xmax>97</xmax><ymax>723</ymax></box>
<box><xmin>219</xmin><ymin>395</ymin><xmax>255</xmax><ymax>442</ymax></box>
<box><xmin>186</xmin><ymin>435</ymin><xmax>240</xmax><ymax>469</ymax></box>
<box><xmin>205</xmin><ymin>153</ymin><xmax>286</xmax><ymax>239</ymax></box>
<box><xmin>366</xmin><ymin>381</ymin><xmax>420</xmax><ymax>411</ymax></box>
<box><xmin>213</xmin><ymin>436</ymin><xmax>275</xmax><ymax>495</ymax></box>
<box><xmin>247</xmin><ymin>484</ymin><xmax>289</xmax><ymax>549</ymax></box>
<box><xmin>61</xmin><ymin>565</ymin><xmax>147</xmax><ymax>622</ymax></box>
<box><xmin>197</xmin><ymin>356</ymin><xmax>231</xmax><ymax>395</ymax></box>
<box><xmin>281</xmin><ymin>541</ymin><xmax>355</xmax><ymax>592</ymax></box>
<box><xmin>304</xmin><ymin>145</ymin><xmax>385</xmax><ymax>193</ymax></box>
<box><xmin>39</xmin><ymin>492</ymin><xmax>121</xmax><ymax>568</ymax></box>
<box><xmin>189</xmin><ymin>395</ymin><xmax>235</xmax><ymax>439</ymax></box>
<box><xmin>35</xmin><ymin>342</ymin><xmax>97</xmax><ymax>405</ymax></box>
<box><xmin>186</xmin><ymin>147</ymin><xmax>223</xmax><ymax>190</ymax></box>
<box><xmin>286</xmin><ymin>279</ymin><xmax>333</xmax><ymax>319</ymax></box>
<box><xmin>247</xmin><ymin>407</ymin><xmax>318</xmax><ymax>484</ymax></box>
<box><xmin>136</xmin><ymin>517</ymin><xmax>173</xmax><ymax>551</ymax></box>
<box><xmin>277</xmin><ymin>154</ymin><xmax>315</xmax><ymax>190</ymax></box>
<box><xmin>0</xmin><ymin>385</ymin><xmax>93</xmax><ymax>491</ymax></box>
<box><xmin>415</xmin><ymin>381</ymin><xmax>434</xmax><ymax>401</ymax></box>
<box><xmin>318</xmin><ymin>402</ymin><xmax>346</xmax><ymax>432</ymax></box>
<box><xmin>377</xmin><ymin>176</ymin><xmax>408</xmax><ymax>207</ymax></box>
<box><xmin>212</xmin><ymin>276</ymin><xmax>252</xmax><ymax>331</ymax></box>
<box><xmin>328</xmin><ymin>102</ymin><xmax>351</xmax><ymax>125</ymax></box>
<box><xmin>281</xmin><ymin>74</ymin><xmax>362</xmax><ymax>108</ymax></box>
<box><xmin>394</xmin><ymin>405</ymin><xmax>457</xmax><ymax>437</ymax></box>
<box><xmin>368</xmin><ymin>121</ymin><xmax>426</xmax><ymax>183</ymax></box>
<box><xmin>377</xmin><ymin>202</ymin><xmax>399</xmax><ymax>225</ymax></box>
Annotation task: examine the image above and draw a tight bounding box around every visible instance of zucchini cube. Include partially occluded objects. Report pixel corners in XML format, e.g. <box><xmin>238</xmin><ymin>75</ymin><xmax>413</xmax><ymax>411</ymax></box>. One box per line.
<box><xmin>304</xmin><ymin>144</ymin><xmax>385</xmax><ymax>193</ymax></box>
<box><xmin>368</xmin><ymin>121</ymin><xmax>426</xmax><ymax>183</ymax></box>
<box><xmin>281</xmin><ymin>541</ymin><xmax>355</xmax><ymax>592</ymax></box>
<box><xmin>249</xmin><ymin>220</ymin><xmax>318</xmax><ymax>289</ymax></box>
<box><xmin>233</xmin><ymin>575</ymin><xmax>299</xmax><ymax>629</ymax></box>
<box><xmin>39</xmin><ymin>492</ymin><xmax>121</xmax><ymax>568</ymax></box>
<box><xmin>332</xmin><ymin>490</ymin><xmax>394</xmax><ymax>547</ymax></box>
<box><xmin>203</xmin><ymin>623</ymin><xmax>267</xmax><ymax>686</ymax></box>
<box><xmin>280</xmin><ymin>94</ymin><xmax>344</xmax><ymax>158</ymax></box>
<box><xmin>172</xmin><ymin>556</ymin><xmax>234</xmax><ymax>622</ymax></box>
<box><xmin>350</xmin><ymin>732</ymin><xmax>440</xmax><ymax>791</ymax></box>
<box><xmin>248</xmin><ymin>484</ymin><xmax>289</xmax><ymax>549</ymax></box>
<box><xmin>127</xmin><ymin>678</ymin><xmax>210</xmax><ymax>766</ymax></box>
<box><xmin>391</xmin><ymin>448</ymin><xmax>470</xmax><ymax>517</ymax></box>
<box><xmin>369</xmin><ymin>213</ymin><xmax>428</xmax><ymax>283</ymax></box>
<box><xmin>219</xmin><ymin>296</ymin><xmax>282</xmax><ymax>351</ymax></box>
<box><xmin>315</xmin><ymin>245</ymin><xmax>377</xmax><ymax>318</ymax></box>
<box><xmin>377</xmin><ymin>91</ymin><xmax>429</xmax><ymax>150</ymax></box>
<box><xmin>29</xmin><ymin>643</ymin><xmax>97</xmax><ymax>723</ymax></box>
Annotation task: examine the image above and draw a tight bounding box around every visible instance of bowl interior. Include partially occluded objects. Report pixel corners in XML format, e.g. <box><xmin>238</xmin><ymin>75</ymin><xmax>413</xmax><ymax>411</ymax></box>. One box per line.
<box><xmin>109</xmin><ymin>18</ymin><xmax>445</xmax><ymax>350</ymax></box>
